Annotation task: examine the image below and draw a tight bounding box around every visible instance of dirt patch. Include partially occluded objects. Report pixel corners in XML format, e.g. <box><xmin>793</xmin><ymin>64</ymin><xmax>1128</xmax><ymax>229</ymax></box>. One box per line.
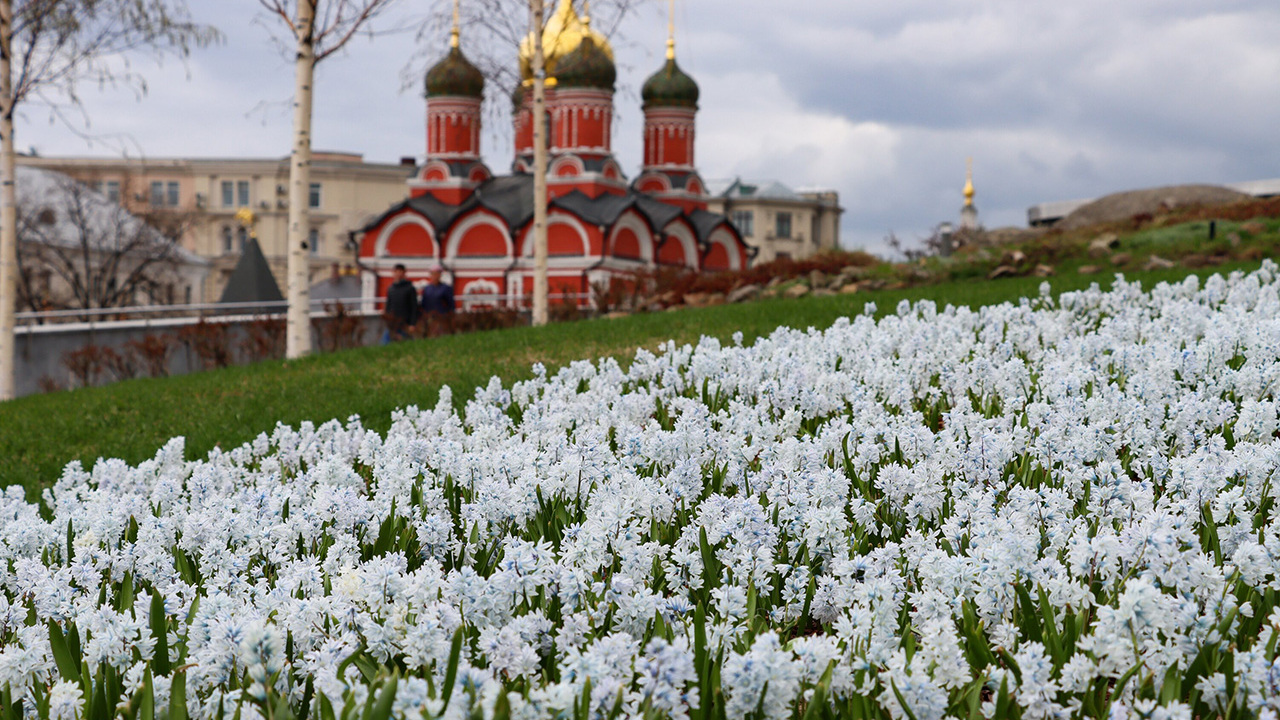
<box><xmin>1058</xmin><ymin>185</ymin><xmax>1248</xmax><ymax>231</ymax></box>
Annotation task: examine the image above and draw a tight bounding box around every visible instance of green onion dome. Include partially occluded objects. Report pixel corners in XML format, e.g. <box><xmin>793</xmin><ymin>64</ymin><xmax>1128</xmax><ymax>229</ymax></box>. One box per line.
<box><xmin>641</xmin><ymin>57</ymin><xmax>699</xmax><ymax>109</ymax></box>
<box><xmin>554</xmin><ymin>35</ymin><xmax>616</xmax><ymax>90</ymax></box>
<box><xmin>425</xmin><ymin>45</ymin><xmax>485</xmax><ymax>98</ymax></box>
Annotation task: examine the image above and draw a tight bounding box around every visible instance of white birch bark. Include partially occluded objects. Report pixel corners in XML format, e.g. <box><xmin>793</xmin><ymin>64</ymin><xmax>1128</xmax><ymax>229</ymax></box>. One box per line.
<box><xmin>286</xmin><ymin>0</ymin><xmax>316</xmax><ymax>358</ymax></box>
<box><xmin>0</xmin><ymin>0</ymin><xmax>16</xmax><ymax>400</ymax></box>
<box><xmin>530</xmin><ymin>0</ymin><xmax>548</xmax><ymax>327</ymax></box>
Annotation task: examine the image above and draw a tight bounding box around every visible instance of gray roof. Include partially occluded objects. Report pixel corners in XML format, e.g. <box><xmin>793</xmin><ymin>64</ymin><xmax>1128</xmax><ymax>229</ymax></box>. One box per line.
<box><xmin>364</xmin><ymin>175</ymin><xmax>740</xmax><ymax>247</ymax></box>
<box><xmin>219</xmin><ymin>238</ymin><xmax>283</xmax><ymax>308</ymax></box>
<box><xmin>705</xmin><ymin>177</ymin><xmax>801</xmax><ymax>201</ymax></box>
<box><xmin>552</xmin><ymin>190</ymin><xmax>683</xmax><ymax>231</ymax></box>
<box><xmin>688</xmin><ymin>209</ymin><xmax>730</xmax><ymax>242</ymax></box>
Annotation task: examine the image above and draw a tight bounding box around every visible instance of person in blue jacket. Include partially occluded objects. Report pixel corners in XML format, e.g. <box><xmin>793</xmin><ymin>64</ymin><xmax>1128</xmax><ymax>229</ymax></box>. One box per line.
<box><xmin>420</xmin><ymin>266</ymin><xmax>455</xmax><ymax>336</ymax></box>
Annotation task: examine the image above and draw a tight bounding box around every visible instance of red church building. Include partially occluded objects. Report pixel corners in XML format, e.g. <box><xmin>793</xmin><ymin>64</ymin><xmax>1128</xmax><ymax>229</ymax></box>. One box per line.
<box><xmin>357</xmin><ymin>0</ymin><xmax>750</xmax><ymax>310</ymax></box>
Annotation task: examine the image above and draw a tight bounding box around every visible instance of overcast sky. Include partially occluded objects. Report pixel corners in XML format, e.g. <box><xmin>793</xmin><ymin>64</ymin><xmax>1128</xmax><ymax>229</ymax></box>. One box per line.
<box><xmin>16</xmin><ymin>0</ymin><xmax>1280</xmax><ymax>255</ymax></box>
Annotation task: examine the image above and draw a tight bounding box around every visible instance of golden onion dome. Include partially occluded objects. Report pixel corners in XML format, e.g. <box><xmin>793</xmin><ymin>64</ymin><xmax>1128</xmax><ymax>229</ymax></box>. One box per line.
<box><xmin>519</xmin><ymin>0</ymin><xmax>614</xmax><ymax>84</ymax></box>
<box><xmin>963</xmin><ymin>158</ymin><xmax>975</xmax><ymax>207</ymax></box>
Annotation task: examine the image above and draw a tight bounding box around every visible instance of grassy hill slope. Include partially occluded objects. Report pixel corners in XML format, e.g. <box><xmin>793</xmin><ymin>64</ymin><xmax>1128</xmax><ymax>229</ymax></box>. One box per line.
<box><xmin>1</xmin><ymin>259</ymin><xmax>1266</xmax><ymax>495</ymax></box>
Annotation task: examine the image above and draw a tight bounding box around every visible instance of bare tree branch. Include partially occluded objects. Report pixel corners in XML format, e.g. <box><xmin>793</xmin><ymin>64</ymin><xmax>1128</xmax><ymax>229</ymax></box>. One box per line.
<box><xmin>15</xmin><ymin>172</ymin><xmax>195</xmax><ymax>314</ymax></box>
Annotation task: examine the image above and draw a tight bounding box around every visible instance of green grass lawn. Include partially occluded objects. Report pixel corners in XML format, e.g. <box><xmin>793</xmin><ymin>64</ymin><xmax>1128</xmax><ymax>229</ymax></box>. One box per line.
<box><xmin>0</xmin><ymin>260</ymin><xmax>1266</xmax><ymax>496</ymax></box>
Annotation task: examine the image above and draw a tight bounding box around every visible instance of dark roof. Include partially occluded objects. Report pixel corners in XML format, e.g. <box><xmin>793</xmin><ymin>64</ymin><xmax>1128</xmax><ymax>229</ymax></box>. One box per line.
<box><xmin>472</xmin><ymin>174</ymin><xmax>536</xmax><ymax>229</ymax></box>
<box><xmin>219</xmin><ymin>238</ymin><xmax>283</xmax><ymax>308</ymax></box>
<box><xmin>551</xmin><ymin>190</ymin><xmax>682</xmax><ymax>232</ymax></box>
<box><xmin>642</xmin><ymin>57</ymin><xmax>699</xmax><ymax>109</ymax></box>
<box><xmin>363</xmin><ymin>176</ymin><xmax>738</xmax><ymax>248</ymax></box>
<box><xmin>688</xmin><ymin>209</ymin><xmax>730</xmax><ymax>243</ymax></box>
<box><xmin>362</xmin><ymin>174</ymin><xmax>535</xmax><ymax>235</ymax></box>
<box><xmin>425</xmin><ymin>46</ymin><xmax>485</xmax><ymax>98</ymax></box>
<box><xmin>556</xmin><ymin>36</ymin><xmax>616</xmax><ymax>90</ymax></box>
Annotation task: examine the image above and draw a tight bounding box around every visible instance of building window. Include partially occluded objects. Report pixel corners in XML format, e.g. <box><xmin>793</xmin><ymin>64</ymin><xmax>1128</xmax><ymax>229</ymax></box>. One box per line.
<box><xmin>237</xmin><ymin>180</ymin><xmax>250</xmax><ymax>207</ymax></box>
<box><xmin>776</xmin><ymin>212</ymin><xmax>792</xmax><ymax>239</ymax></box>
<box><xmin>732</xmin><ymin>210</ymin><xmax>754</xmax><ymax>237</ymax></box>
<box><xmin>236</xmin><ymin>226</ymin><xmax>248</xmax><ymax>252</ymax></box>
<box><xmin>221</xmin><ymin>181</ymin><xmax>234</xmax><ymax>207</ymax></box>
<box><xmin>150</xmin><ymin>180</ymin><xmax>180</xmax><ymax>206</ymax></box>
<box><xmin>221</xmin><ymin>225</ymin><xmax>234</xmax><ymax>254</ymax></box>
<box><xmin>91</xmin><ymin>180</ymin><xmax>120</xmax><ymax>203</ymax></box>
<box><xmin>308</xmin><ymin>183</ymin><xmax>321</xmax><ymax>210</ymax></box>
<box><xmin>812</xmin><ymin>215</ymin><xmax>821</xmax><ymax>245</ymax></box>
<box><xmin>308</xmin><ymin>228</ymin><xmax>320</xmax><ymax>255</ymax></box>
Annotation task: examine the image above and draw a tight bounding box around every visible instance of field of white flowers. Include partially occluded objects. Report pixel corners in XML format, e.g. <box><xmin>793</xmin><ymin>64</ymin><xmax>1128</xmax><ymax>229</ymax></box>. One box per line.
<box><xmin>4</xmin><ymin>265</ymin><xmax>1280</xmax><ymax>720</ymax></box>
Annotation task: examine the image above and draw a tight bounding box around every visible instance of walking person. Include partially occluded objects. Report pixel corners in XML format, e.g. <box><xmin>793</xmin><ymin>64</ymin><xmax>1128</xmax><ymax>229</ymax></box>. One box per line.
<box><xmin>382</xmin><ymin>263</ymin><xmax>420</xmax><ymax>343</ymax></box>
<box><xmin>420</xmin><ymin>266</ymin><xmax>456</xmax><ymax>337</ymax></box>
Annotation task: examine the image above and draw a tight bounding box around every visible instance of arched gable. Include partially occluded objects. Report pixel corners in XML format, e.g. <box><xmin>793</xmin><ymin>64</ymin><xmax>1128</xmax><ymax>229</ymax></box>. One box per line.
<box><xmin>550</xmin><ymin>154</ymin><xmax>585</xmax><ymax>178</ymax></box>
<box><xmin>607</xmin><ymin>209</ymin><xmax>654</xmax><ymax>263</ymax></box>
<box><xmin>703</xmin><ymin>226</ymin><xmax>743</xmax><ymax>271</ymax></box>
<box><xmin>601</xmin><ymin>159</ymin><xmax>624</xmax><ymax>181</ymax></box>
<box><xmin>420</xmin><ymin>160</ymin><xmax>452</xmax><ymax>183</ymax></box>
<box><xmin>634</xmin><ymin>172</ymin><xmax>670</xmax><ymax>194</ymax></box>
<box><xmin>522</xmin><ymin>213</ymin><xmax>592</xmax><ymax>257</ymax></box>
<box><xmin>375</xmin><ymin>213</ymin><xmax>437</xmax><ymax>258</ymax></box>
<box><xmin>659</xmin><ymin>219</ymin><xmax>699</xmax><ymax>269</ymax></box>
<box><xmin>446</xmin><ymin>209</ymin><xmax>513</xmax><ymax>259</ymax></box>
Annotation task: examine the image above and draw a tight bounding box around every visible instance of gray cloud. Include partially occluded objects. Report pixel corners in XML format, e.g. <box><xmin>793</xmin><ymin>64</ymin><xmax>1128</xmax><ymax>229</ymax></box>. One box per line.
<box><xmin>14</xmin><ymin>0</ymin><xmax>1280</xmax><ymax>257</ymax></box>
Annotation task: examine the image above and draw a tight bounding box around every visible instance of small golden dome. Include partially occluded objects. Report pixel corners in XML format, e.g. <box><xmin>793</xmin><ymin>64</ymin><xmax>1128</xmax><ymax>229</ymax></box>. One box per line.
<box><xmin>519</xmin><ymin>0</ymin><xmax>614</xmax><ymax>83</ymax></box>
<box><xmin>963</xmin><ymin>158</ymin><xmax>975</xmax><ymax>207</ymax></box>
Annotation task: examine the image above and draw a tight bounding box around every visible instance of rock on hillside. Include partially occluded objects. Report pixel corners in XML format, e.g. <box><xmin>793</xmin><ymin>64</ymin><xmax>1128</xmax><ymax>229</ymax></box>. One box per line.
<box><xmin>1058</xmin><ymin>185</ymin><xmax>1247</xmax><ymax>230</ymax></box>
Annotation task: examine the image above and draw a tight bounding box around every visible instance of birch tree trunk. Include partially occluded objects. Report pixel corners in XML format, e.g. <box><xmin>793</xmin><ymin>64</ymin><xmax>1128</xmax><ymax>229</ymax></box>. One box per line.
<box><xmin>286</xmin><ymin>0</ymin><xmax>316</xmax><ymax>358</ymax></box>
<box><xmin>0</xmin><ymin>0</ymin><xmax>16</xmax><ymax>400</ymax></box>
<box><xmin>530</xmin><ymin>0</ymin><xmax>548</xmax><ymax>327</ymax></box>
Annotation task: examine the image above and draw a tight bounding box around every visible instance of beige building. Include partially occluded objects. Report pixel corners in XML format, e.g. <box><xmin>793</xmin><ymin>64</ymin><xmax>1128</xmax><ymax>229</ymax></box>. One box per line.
<box><xmin>704</xmin><ymin>179</ymin><xmax>842</xmax><ymax>265</ymax></box>
<box><xmin>18</xmin><ymin>152</ymin><xmax>415</xmax><ymax>302</ymax></box>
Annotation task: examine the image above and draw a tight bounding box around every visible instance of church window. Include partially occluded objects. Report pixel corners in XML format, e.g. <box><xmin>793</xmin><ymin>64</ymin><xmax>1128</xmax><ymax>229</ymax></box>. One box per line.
<box><xmin>732</xmin><ymin>210</ymin><xmax>754</xmax><ymax>237</ymax></box>
<box><xmin>776</xmin><ymin>212</ymin><xmax>792</xmax><ymax>239</ymax></box>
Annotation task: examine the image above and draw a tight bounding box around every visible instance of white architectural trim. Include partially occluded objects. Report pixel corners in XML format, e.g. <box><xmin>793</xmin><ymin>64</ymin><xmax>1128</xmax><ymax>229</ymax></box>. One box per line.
<box><xmin>445</xmin><ymin>210</ymin><xmax>514</xmax><ymax>259</ymax></box>
<box><xmin>707</xmin><ymin>226</ymin><xmax>743</xmax><ymax>271</ymax></box>
<box><xmin>607</xmin><ymin>209</ymin><xmax>654</xmax><ymax>265</ymax></box>
<box><xmin>662</xmin><ymin>220</ymin><xmax>700</xmax><ymax>269</ymax></box>
<box><xmin>521</xmin><ymin>212</ymin><xmax>592</xmax><ymax>257</ymax></box>
<box><xmin>375</xmin><ymin>214</ymin><xmax>437</xmax><ymax>258</ymax></box>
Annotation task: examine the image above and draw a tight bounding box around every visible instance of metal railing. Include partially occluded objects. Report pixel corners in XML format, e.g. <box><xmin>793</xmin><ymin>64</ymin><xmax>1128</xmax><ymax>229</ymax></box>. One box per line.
<box><xmin>14</xmin><ymin>293</ymin><xmax>593</xmax><ymax>329</ymax></box>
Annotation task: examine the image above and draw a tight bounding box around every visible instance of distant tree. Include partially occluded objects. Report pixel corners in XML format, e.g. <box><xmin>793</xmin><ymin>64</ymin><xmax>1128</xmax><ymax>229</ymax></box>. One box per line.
<box><xmin>14</xmin><ymin>170</ymin><xmax>198</xmax><ymax>314</ymax></box>
<box><xmin>256</xmin><ymin>0</ymin><xmax>405</xmax><ymax>359</ymax></box>
<box><xmin>0</xmin><ymin>0</ymin><xmax>220</xmax><ymax>399</ymax></box>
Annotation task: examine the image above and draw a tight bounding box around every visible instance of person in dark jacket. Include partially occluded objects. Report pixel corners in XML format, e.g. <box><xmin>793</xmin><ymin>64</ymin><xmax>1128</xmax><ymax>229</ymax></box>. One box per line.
<box><xmin>420</xmin><ymin>267</ymin><xmax>455</xmax><ymax>337</ymax></box>
<box><xmin>382</xmin><ymin>264</ymin><xmax>420</xmax><ymax>343</ymax></box>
